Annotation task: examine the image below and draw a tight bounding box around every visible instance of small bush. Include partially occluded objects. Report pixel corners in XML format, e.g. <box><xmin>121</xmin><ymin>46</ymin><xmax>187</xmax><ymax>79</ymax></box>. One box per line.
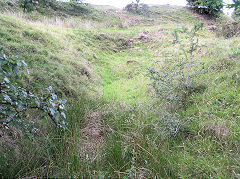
<box><xmin>232</xmin><ymin>9</ymin><xmax>240</xmax><ymax>19</ymax></box>
<box><xmin>19</xmin><ymin>0</ymin><xmax>52</xmax><ymax>12</ymax></box>
<box><xmin>148</xmin><ymin>24</ymin><xmax>207</xmax><ymax>137</ymax></box>
<box><xmin>124</xmin><ymin>3</ymin><xmax>150</xmax><ymax>16</ymax></box>
<box><xmin>187</xmin><ymin>0</ymin><xmax>224</xmax><ymax>17</ymax></box>
<box><xmin>149</xmin><ymin>23</ymin><xmax>206</xmax><ymax>109</ymax></box>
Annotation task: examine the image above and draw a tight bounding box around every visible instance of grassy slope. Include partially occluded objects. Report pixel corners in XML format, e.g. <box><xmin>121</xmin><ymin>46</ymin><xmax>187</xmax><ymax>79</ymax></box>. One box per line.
<box><xmin>0</xmin><ymin>2</ymin><xmax>240</xmax><ymax>178</ymax></box>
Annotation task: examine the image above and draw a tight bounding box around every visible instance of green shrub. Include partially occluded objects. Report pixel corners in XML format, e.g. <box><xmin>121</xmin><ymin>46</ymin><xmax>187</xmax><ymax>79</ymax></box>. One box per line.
<box><xmin>228</xmin><ymin>0</ymin><xmax>240</xmax><ymax>19</ymax></box>
<box><xmin>124</xmin><ymin>3</ymin><xmax>150</xmax><ymax>16</ymax></box>
<box><xmin>148</xmin><ymin>23</ymin><xmax>207</xmax><ymax>136</ymax></box>
<box><xmin>19</xmin><ymin>0</ymin><xmax>55</xmax><ymax>12</ymax></box>
<box><xmin>187</xmin><ymin>0</ymin><xmax>223</xmax><ymax>16</ymax></box>
<box><xmin>149</xmin><ymin>23</ymin><xmax>206</xmax><ymax>109</ymax></box>
<box><xmin>232</xmin><ymin>9</ymin><xmax>240</xmax><ymax>19</ymax></box>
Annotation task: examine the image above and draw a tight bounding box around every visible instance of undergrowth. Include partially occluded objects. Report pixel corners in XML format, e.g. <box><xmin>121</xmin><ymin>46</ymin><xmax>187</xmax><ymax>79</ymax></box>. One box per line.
<box><xmin>0</xmin><ymin>1</ymin><xmax>240</xmax><ymax>178</ymax></box>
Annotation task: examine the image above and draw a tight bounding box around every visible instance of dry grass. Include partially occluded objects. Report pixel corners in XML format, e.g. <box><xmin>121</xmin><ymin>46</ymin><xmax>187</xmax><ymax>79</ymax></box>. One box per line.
<box><xmin>78</xmin><ymin>112</ymin><xmax>105</xmax><ymax>163</ymax></box>
<box><xmin>2</xmin><ymin>10</ymin><xmax>96</xmax><ymax>29</ymax></box>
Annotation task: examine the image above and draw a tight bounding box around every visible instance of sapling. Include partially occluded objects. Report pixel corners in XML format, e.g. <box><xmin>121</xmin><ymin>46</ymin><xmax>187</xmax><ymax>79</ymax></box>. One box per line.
<box><xmin>149</xmin><ymin>23</ymin><xmax>205</xmax><ymax>109</ymax></box>
<box><xmin>148</xmin><ymin>23</ymin><xmax>206</xmax><ymax>136</ymax></box>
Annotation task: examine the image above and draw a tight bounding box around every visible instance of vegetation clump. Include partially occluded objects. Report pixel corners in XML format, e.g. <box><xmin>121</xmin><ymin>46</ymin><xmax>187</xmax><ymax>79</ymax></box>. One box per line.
<box><xmin>187</xmin><ymin>0</ymin><xmax>224</xmax><ymax>16</ymax></box>
<box><xmin>149</xmin><ymin>23</ymin><xmax>206</xmax><ymax>109</ymax></box>
<box><xmin>217</xmin><ymin>20</ymin><xmax>240</xmax><ymax>38</ymax></box>
<box><xmin>0</xmin><ymin>48</ymin><xmax>67</xmax><ymax>134</ymax></box>
<box><xmin>148</xmin><ymin>23</ymin><xmax>207</xmax><ymax>136</ymax></box>
<box><xmin>124</xmin><ymin>2</ymin><xmax>149</xmax><ymax>15</ymax></box>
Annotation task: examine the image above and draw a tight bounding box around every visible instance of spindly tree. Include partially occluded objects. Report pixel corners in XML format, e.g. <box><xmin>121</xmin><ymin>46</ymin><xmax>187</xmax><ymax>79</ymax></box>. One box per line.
<box><xmin>227</xmin><ymin>0</ymin><xmax>240</xmax><ymax>10</ymax></box>
<box><xmin>227</xmin><ymin>0</ymin><xmax>240</xmax><ymax>17</ymax></box>
<box><xmin>135</xmin><ymin>0</ymin><xmax>140</xmax><ymax>9</ymax></box>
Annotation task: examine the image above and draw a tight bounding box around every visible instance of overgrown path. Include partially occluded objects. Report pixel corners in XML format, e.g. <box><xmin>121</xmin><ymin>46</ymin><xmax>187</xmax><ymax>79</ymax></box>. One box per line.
<box><xmin>97</xmin><ymin>25</ymin><xmax>175</xmax><ymax>104</ymax></box>
<box><xmin>84</xmin><ymin>9</ymin><xmax>240</xmax><ymax>178</ymax></box>
<box><xmin>1</xmin><ymin>4</ymin><xmax>240</xmax><ymax>178</ymax></box>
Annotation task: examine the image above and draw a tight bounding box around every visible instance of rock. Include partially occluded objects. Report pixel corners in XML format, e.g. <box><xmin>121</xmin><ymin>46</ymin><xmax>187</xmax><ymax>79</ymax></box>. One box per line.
<box><xmin>207</xmin><ymin>25</ymin><xmax>217</xmax><ymax>31</ymax></box>
<box><xmin>136</xmin><ymin>31</ymin><xmax>149</xmax><ymax>43</ymax></box>
<box><xmin>126</xmin><ymin>60</ymin><xmax>138</xmax><ymax>64</ymax></box>
<box><xmin>93</xmin><ymin>53</ymin><xmax>97</xmax><ymax>59</ymax></box>
<box><xmin>129</xmin><ymin>38</ymin><xmax>134</xmax><ymax>43</ymax></box>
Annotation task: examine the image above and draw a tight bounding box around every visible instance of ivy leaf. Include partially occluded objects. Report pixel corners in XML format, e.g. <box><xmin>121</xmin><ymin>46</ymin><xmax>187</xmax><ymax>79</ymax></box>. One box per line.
<box><xmin>0</xmin><ymin>49</ymin><xmax>68</xmax><ymax>133</ymax></box>
<box><xmin>35</xmin><ymin>100</ymin><xmax>40</xmax><ymax>107</ymax></box>
<box><xmin>49</xmin><ymin>108</ymin><xmax>55</xmax><ymax>116</ymax></box>
<box><xmin>61</xmin><ymin>112</ymin><xmax>66</xmax><ymax>119</ymax></box>
<box><xmin>59</xmin><ymin>104</ymin><xmax>64</xmax><ymax>110</ymax></box>
<box><xmin>17</xmin><ymin>61</ymin><xmax>22</xmax><ymax>67</ymax></box>
<box><xmin>22</xmin><ymin>91</ymin><xmax>28</xmax><ymax>98</ymax></box>
<box><xmin>47</xmin><ymin>86</ymin><xmax>53</xmax><ymax>92</ymax></box>
<box><xmin>21</xmin><ymin>60</ymin><xmax>27</xmax><ymax>66</ymax></box>
<box><xmin>62</xmin><ymin>120</ymin><xmax>67</xmax><ymax>126</ymax></box>
<box><xmin>54</xmin><ymin>115</ymin><xmax>60</xmax><ymax>122</ymax></box>
<box><xmin>3</xmin><ymin>76</ymin><xmax>10</xmax><ymax>83</ymax></box>
<box><xmin>3</xmin><ymin>94</ymin><xmax>11</xmax><ymax>102</ymax></box>
<box><xmin>3</xmin><ymin>54</ymin><xmax>7</xmax><ymax>60</ymax></box>
<box><xmin>50</xmin><ymin>101</ymin><xmax>56</xmax><ymax>107</ymax></box>
<box><xmin>51</xmin><ymin>93</ymin><xmax>57</xmax><ymax>100</ymax></box>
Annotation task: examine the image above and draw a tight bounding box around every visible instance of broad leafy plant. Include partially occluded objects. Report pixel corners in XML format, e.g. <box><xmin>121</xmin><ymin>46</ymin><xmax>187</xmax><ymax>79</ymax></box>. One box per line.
<box><xmin>0</xmin><ymin>48</ymin><xmax>67</xmax><ymax>134</ymax></box>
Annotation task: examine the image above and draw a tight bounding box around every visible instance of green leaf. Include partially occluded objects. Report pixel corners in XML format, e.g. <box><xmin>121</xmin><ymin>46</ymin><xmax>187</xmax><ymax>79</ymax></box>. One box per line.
<box><xmin>49</xmin><ymin>108</ymin><xmax>55</xmax><ymax>116</ymax></box>
<box><xmin>51</xmin><ymin>93</ymin><xmax>57</xmax><ymax>100</ymax></box>
<box><xmin>21</xmin><ymin>60</ymin><xmax>27</xmax><ymax>66</ymax></box>
<box><xmin>3</xmin><ymin>94</ymin><xmax>11</xmax><ymax>102</ymax></box>
<box><xmin>13</xmin><ymin>66</ymin><xmax>19</xmax><ymax>76</ymax></box>
<box><xmin>40</xmin><ymin>118</ymin><xmax>48</xmax><ymax>125</ymax></box>
<box><xmin>3</xmin><ymin>77</ymin><xmax>10</xmax><ymax>83</ymax></box>
<box><xmin>61</xmin><ymin>112</ymin><xmax>66</xmax><ymax>119</ymax></box>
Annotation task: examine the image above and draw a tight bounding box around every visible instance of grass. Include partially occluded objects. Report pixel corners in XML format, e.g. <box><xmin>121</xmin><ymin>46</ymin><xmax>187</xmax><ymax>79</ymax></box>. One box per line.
<box><xmin>0</xmin><ymin>1</ymin><xmax>240</xmax><ymax>178</ymax></box>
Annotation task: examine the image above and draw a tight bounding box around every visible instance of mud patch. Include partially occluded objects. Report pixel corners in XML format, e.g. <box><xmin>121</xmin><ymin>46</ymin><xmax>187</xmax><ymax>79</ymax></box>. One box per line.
<box><xmin>78</xmin><ymin>112</ymin><xmax>105</xmax><ymax>162</ymax></box>
<box><xmin>203</xmin><ymin>123</ymin><xmax>230</xmax><ymax>138</ymax></box>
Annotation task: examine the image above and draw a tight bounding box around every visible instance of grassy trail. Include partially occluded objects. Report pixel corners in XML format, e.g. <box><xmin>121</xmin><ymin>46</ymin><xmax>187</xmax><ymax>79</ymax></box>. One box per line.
<box><xmin>96</xmin><ymin>26</ymin><xmax>171</xmax><ymax>104</ymax></box>
<box><xmin>91</xmin><ymin>15</ymin><xmax>240</xmax><ymax>178</ymax></box>
<box><xmin>1</xmin><ymin>4</ymin><xmax>240</xmax><ymax>178</ymax></box>
<box><xmin>99</xmin><ymin>43</ymin><xmax>152</xmax><ymax>104</ymax></box>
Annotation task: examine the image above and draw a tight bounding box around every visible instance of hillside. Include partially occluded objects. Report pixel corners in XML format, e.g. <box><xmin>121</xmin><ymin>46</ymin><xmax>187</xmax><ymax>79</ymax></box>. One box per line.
<box><xmin>0</xmin><ymin>1</ymin><xmax>240</xmax><ymax>178</ymax></box>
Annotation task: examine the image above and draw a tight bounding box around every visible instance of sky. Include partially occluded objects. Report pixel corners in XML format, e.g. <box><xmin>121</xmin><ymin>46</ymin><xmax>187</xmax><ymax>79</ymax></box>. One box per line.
<box><xmin>85</xmin><ymin>0</ymin><xmax>234</xmax><ymax>15</ymax></box>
